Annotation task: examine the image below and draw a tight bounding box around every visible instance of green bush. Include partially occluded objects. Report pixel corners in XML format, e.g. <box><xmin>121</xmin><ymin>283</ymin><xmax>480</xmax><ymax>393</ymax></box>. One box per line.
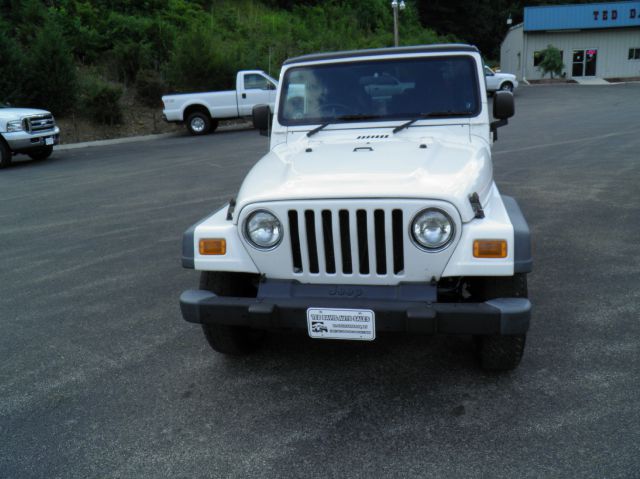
<box><xmin>1</xmin><ymin>0</ymin><xmax>455</xmax><ymax>116</ymax></box>
<box><xmin>79</xmin><ymin>73</ymin><xmax>123</xmax><ymax>125</ymax></box>
<box><xmin>538</xmin><ymin>44</ymin><xmax>564</xmax><ymax>79</ymax></box>
<box><xmin>135</xmin><ymin>69</ymin><xmax>166</xmax><ymax>107</ymax></box>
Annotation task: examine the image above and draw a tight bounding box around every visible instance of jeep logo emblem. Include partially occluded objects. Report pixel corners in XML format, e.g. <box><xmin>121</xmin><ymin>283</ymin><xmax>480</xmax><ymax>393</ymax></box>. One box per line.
<box><xmin>328</xmin><ymin>286</ymin><xmax>363</xmax><ymax>298</ymax></box>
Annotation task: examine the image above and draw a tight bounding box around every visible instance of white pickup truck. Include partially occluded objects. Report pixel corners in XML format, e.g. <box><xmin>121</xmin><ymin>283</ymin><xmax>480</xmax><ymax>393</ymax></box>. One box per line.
<box><xmin>0</xmin><ymin>104</ymin><xmax>60</xmax><ymax>168</ymax></box>
<box><xmin>484</xmin><ymin>65</ymin><xmax>518</xmax><ymax>93</ymax></box>
<box><xmin>162</xmin><ymin>70</ymin><xmax>278</xmax><ymax>135</ymax></box>
<box><xmin>180</xmin><ymin>45</ymin><xmax>532</xmax><ymax>371</ymax></box>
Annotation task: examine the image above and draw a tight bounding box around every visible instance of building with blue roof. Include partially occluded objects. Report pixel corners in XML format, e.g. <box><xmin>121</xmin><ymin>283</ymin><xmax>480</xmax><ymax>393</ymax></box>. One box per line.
<box><xmin>500</xmin><ymin>2</ymin><xmax>640</xmax><ymax>80</ymax></box>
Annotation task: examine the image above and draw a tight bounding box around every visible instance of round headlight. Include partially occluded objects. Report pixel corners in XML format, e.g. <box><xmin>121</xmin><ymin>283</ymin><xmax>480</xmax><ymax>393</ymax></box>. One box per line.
<box><xmin>411</xmin><ymin>208</ymin><xmax>454</xmax><ymax>250</ymax></box>
<box><xmin>245</xmin><ymin>210</ymin><xmax>282</xmax><ymax>249</ymax></box>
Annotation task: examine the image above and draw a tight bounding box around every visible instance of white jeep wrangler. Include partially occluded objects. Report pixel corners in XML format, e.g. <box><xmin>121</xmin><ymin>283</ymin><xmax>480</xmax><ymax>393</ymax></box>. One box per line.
<box><xmin>180</xmin><ymin>44</ymin><xmax>532</xmax><ymax>370</ymax></box>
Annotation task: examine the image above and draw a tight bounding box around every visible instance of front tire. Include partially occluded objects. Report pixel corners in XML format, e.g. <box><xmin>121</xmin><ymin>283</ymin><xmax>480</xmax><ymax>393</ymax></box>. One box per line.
<box><xmin>199</xmin><ymin>271</ymin><xmax>264</xmax><ymax>355</ymax></box>
<box><xmin>0</xmin><ymin>141</ymin><xmax>12</xmax><ymax>168</ymax></box>
<box><xmin>476</xmin><ymin>274</ymin><xmax>528</xmax><ymax>371</ymax></box>
<box><xmin>28</xmin><ymin>146</ymin><xmax>53</xmax><ymax>161</ymax></box>
<box><xmin>500</xmin><ymin>82</ymin><xmax>514</xmax><ymax>92</ymax></box>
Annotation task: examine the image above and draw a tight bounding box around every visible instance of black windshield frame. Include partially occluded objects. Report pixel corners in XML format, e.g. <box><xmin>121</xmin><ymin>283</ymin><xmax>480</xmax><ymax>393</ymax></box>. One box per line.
<box><xmin>278</xmin><ymin>55</ymin><xmax>482</xmax><ymax>127</ymax></box>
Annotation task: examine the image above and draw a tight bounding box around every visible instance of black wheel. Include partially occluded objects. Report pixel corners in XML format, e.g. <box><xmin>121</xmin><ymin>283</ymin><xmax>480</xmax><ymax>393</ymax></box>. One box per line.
<box><xmin>28</xmin><ymin>145</ymin><xmax>53</xmax><ymax>161</ymax></box>
<box><xmin>186</xmin><ymin>110</ymin><xmax>211</xmax><ymax>135</ymax></box>
<box><xmin>199</xmin><ymin>271</ymin><xmax>264</xmax><ymax>355</ymax></box>
<box><xmin>500</xmin><ymin>82</ymin><xmax>514</xmax><ymax>92</ymax></box>
<box><xmin>209</xmin><ymin>119</ymin><xmax>219</xmax><ymax>133</ymax></box>
<box><xmin>0</xmin><ymin>141</ymin><xmax>11</xmax><ymax>168</ymax></box>
<box><xmin>475</xmin><ymin>274</ymin><xmax>528</xmax><ymax>371</ymax></box>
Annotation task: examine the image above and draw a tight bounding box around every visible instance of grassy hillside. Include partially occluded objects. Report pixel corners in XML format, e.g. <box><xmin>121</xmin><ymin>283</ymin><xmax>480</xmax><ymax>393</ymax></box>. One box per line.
<box><xmin>0</xmin><ymin>0</ymin><xmax>451</xmax><ymax>132</ymax></box>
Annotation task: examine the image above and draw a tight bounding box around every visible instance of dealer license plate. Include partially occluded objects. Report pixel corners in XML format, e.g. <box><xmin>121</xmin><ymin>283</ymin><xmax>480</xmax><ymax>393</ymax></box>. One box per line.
<box><xmin>307</xmin><ymin>308</ymin><xmax>375</xmax><ymax>341</ymax></box>
<box><xmin>45</xmin><ymin>137</ymin><xmax>54</xmax><ymax>146</ymax></box>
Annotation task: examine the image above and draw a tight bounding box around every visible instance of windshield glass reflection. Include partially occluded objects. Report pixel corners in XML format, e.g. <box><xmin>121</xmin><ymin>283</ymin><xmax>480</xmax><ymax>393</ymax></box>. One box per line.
<box><xmin>279</xmin><ymin>56</ymin><xmax>480</xmax><ymax>125</ymax></box>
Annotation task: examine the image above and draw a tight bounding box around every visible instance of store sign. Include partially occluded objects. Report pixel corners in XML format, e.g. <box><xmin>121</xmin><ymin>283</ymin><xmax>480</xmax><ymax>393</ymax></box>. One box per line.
<box><xmin>593</xmin><ymin>8</ymin><xmax>637</xmax><ymax>21</ymax></box>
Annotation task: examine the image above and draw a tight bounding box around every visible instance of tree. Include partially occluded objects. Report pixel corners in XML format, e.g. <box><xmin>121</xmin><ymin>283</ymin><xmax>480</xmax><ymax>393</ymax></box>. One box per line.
<box><xmin>538</xmin><ymin>44</ymin><xmax>564</xmax><ymax>79</ymax></box>
<box><xmin>23</xmin><ymin>20</ymin><xmax>78</xmax><ymax>114</ymax></box>
<box><xmin>166</xmin><ymin>23</ymin><xmax>239</xmax><ymax>92</ymax></box>
<box><xmin>0</xmin><ymin>22</ymin><xmax>26</xmax><ymax>104</ymax></box>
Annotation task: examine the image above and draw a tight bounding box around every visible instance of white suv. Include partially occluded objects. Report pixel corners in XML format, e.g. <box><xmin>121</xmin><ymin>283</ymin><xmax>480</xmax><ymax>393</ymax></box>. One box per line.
<box><xmin>180</xmin><ymin>45</ymin><xmax>532</xmax><ymax>371</ymax></box>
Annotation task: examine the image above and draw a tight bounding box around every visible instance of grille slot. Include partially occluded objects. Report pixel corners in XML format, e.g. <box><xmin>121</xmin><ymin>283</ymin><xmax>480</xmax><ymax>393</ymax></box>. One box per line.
<box><xmin>374</xmin><ymin>210</ymin><xmax>386</xmax><ymax>275</ymax></box>
<box><xmin>356</xmin><ymin>210</ymin><xmax>369</xmax><ymax>274</ymax></box>
<box><xmin>321</xmin><ymin>210</ymin><xmax>336</xmax><ymax>274</ymax></box>
<box><xmin>392</xmin><ymin>209</ymin><xmax>404</xmax><ymax>274</ymax></box>
<box><xmin>288</xmin><ymin>211</ymin><xmax>303</xmax><ymax>273</ymax></box>
<box><xmin>288</xmin><ymin>207</ymin><xmax>405</xmax><ymax>278</ymax></box>
<box><xmin>339</xmin><ymin>210</ymin><xmax>352</xmax><ymax>274</ymax></box>
<box><xmin>304</xmin><ymin>210</ymin><xmax>319</xmax><ymax>273</ymax></box>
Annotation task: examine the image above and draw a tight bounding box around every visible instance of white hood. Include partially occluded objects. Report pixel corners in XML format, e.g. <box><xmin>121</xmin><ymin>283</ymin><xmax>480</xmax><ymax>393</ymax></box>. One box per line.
<box><xmin>235</xmin><ymin>130</ymin><xmax>493</xmax><ymax>223</ymax></box>
<box><xmin>0</xmin><ymin>107</ymin><xmax>51</xmax><ymax>121</ymax></box>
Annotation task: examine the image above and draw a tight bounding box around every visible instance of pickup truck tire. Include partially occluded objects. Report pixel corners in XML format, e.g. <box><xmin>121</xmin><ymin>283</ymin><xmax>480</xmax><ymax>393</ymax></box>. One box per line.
<box><xmin>28</xmin><ymin>146</ymin><xmax>53</xmax><ymax>161</ymax></box>
<box><xmin>475</xmin><ymin>274</ymin><xmax>528</xmax><ymax>371</ymax></box>
<box><xmin>499</xmin><ymin>82</ymin><xmax>514</xmax><ymax>92</ymax></box>
<box><xmin>186</xmin><ymin>111</ymin><xmax>212</xmax><ymax>136</ymax></box>
<box><xmin>200</xmin><ymin>271</ymin><xmax>265</xmax><ymax>355</ymax></box>
<box><xmin>0</xmin><ymin>140</ymin><xmax>11</xmax><ymax>168</ymax></box>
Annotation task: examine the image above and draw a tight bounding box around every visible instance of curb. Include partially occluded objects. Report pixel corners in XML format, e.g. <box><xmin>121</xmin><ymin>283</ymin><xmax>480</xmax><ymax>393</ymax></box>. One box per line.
<box><xmin>56</xmin><ymin>122</ymin><xmax>254</xmax><ymax>151</ymax></box>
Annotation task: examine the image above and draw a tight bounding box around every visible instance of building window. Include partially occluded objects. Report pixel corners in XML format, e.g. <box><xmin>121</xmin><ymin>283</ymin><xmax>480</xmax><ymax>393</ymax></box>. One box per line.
<box><xmin>533</xmin><ymin>51</ymin><xmax>544</xmax><ymax>66</ymax></box>
<box><xmin>629</xmin><ymin>48</ymin><xmax>640</xmax><ymax>60</ymax></box>
<box><xmin>534</xmin><ymin>50</ymin><xmax>563</xmax><ymax>66</ymax></box>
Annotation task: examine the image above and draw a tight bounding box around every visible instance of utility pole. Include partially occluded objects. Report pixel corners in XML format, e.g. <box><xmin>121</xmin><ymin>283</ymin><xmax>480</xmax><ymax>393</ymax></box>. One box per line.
<box><xmin>391</xmin><ymin>1</ymin><xmax>406</xmax><ymax>47</ymax></box>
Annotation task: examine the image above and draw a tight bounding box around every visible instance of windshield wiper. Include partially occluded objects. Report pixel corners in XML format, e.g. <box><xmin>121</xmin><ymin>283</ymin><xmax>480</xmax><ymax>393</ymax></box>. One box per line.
<box><xmin>392</xmin><ymin>111</ymin><xmax>472</xmax><ymax>134</ymax></box>
<box><xmin>307</xmin><ymin>122</ymin><xmax>330</xmax><ymax>137</ymax></box>
<box><xmin>306</xmin><ymin>115</ymin><xmax>383</xmax><ymax>137</ymax></box>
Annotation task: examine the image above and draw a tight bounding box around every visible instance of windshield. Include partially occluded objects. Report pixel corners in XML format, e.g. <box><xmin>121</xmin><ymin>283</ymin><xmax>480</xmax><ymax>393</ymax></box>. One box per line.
<box><xmin>278</xmin><ymin>55</ymin><xmax>480</xmax><ymax>126</ymax></box>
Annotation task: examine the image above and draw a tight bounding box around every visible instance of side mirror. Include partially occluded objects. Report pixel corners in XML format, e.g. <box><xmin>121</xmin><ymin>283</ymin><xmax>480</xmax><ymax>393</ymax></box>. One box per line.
<box><xmin>252</xmin><ymin>104</ymin><xmax>271</xmax><ymax>136</ymax></box>
<box><xmin>493</xmin><ymin>91</ymin><xmax>514</xmax><ymax>119</ymax></box>
<box><xmin>490</xmin><ymin>91</ymin><xmax>514</xmax><ymax>141</ymax></box>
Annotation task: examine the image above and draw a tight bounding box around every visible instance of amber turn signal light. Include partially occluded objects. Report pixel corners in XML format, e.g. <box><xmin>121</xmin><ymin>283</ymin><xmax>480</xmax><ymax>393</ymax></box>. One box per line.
<box><xmin>199</xmin><ymin>238</ymin><xmax>226</xmax><ymax>255</ymax></box>
<box><xmin>473</xmin><ymin>239</ymin><xmax>507</xmax><ymax>258</ymax></box>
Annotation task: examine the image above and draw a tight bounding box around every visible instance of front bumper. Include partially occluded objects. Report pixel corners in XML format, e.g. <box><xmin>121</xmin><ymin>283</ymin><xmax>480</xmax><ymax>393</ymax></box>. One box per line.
<box><xmin>180</xmin><ymin>281</ymin><xmax>531</xmax><ymax>336</ymax></box>
<box><xmin>4</xmin><ymin>127</ymin><xmax>60</xmax><ymax>151</ymax></box>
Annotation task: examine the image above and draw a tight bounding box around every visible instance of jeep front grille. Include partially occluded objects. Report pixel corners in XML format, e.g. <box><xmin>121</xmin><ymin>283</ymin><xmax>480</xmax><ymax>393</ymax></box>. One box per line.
<box><xmin>287</xmin><ymin>208</ymin><xmax>404</xmax><ymax>277</ymax></box>
<box><xmin>24</xmin><ymin>114</ymin><xmax>55</xmax><ymax>133</ymax></box>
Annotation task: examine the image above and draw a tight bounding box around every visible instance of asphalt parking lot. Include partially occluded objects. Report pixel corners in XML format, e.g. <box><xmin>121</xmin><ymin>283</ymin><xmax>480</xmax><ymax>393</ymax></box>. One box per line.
<box><xmin>1</xmin><ymin>83</ymin><xmax>640</xmax><ymax>478</ymax></box>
